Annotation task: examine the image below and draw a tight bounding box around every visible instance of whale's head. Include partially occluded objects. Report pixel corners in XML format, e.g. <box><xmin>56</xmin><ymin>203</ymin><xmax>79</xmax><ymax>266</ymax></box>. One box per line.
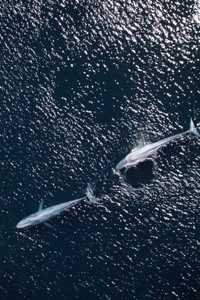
<box><xmin>16</xmin><ymin>216</ymin><xmax>35</xmax><ymax>229</ymax></box>
<box><xmin>116</xmin><ymin>159</ymin><xmax>127</xmax><ymax>171</ymax></box>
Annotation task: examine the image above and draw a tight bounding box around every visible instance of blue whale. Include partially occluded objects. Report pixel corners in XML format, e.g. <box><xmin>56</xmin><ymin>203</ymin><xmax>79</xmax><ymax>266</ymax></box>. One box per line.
<box><xmin>116</xmin><ymin>118</ymin><xmax>199</xmax><ymax>171</ymax></box>
<box><xmin>16</xmin><ymin>185</ymin><xmax>97</xmax><ymax>229</ymax></box>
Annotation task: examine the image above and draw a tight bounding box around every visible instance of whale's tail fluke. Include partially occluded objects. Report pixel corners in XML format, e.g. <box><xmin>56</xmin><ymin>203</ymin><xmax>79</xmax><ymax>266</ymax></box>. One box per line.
<box><xmin>86</xmin><ymin>184</ymin><xmax>99</xmax><ymax>203</ymax></box>
<box><xmin>189</xmin><ymin>118</ymin><xmax>200</xmax><ymax>137</ymax></box>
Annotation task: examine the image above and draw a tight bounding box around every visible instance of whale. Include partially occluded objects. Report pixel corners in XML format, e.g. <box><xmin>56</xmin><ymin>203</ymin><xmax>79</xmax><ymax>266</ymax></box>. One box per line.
<box><xmin>16</xmin><ymin>185</ymin><xmax>97</xmax><ymax>229</ymax></box>
<box><xmin>116</xmin><ymin>118</ymin><xmax>199</xmax><ymax>171</ymax></box>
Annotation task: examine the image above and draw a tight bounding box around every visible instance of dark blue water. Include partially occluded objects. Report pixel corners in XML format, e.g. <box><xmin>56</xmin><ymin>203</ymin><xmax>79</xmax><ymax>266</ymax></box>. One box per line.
<box><xmin>0</xmin><ymin>1</ymin><xmax>200</xmax><ymax>299</ymax></box>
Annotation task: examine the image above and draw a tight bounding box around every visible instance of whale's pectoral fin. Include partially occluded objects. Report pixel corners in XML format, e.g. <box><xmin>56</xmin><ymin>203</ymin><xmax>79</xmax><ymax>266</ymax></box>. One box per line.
<box><xmin>44</xmin><ymin>222</ymin><xmax>54</xmax><ymax>229</ymax></box>
<box><xmin>38</xmin><ymin>200</ymin><xmax>44</xmax><ymax>212</ymax></box>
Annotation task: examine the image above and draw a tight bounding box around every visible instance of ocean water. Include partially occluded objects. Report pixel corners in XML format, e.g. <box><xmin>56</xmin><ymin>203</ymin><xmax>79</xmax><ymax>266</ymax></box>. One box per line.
<box><xmin>0</xmin><ymin>0</ymin><xmax>200</xmax><ymax>299</ymax></box>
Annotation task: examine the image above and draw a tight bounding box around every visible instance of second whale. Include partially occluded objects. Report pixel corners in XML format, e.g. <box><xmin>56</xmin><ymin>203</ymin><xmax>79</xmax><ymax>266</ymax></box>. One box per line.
<box><xmin>116</xmin><ymin>118</ymin><xmax>199</xmax><ymax>171</ymax></box>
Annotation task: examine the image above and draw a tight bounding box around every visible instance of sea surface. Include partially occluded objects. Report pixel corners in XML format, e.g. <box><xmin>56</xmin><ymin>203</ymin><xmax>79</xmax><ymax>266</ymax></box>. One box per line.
<box><xmin>0</xmin><ymin>1</ymin><xmax>200</xmax><ymax>299</ymax></box>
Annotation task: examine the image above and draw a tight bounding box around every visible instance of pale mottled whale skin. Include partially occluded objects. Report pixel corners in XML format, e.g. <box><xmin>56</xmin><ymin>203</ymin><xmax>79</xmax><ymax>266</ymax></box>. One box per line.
<box><xmin>16</xmin><ymin>198</ymin><xmax>84</xmax><ymax>229</ymax></box>
<box><xmin>116</xmin><ymin>119</ymin><xmax>199</xmax><ymax>171</ymax></box>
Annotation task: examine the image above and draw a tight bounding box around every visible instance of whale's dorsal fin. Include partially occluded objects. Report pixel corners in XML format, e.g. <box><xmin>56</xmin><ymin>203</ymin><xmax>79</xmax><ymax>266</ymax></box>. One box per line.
<box><xmin>38</xmin><ymin>200</ymin><xmax>44</xmax><ymax>212</ymax></box>
<box><xmin>189</xmin><ymin>118</ymin><xmax>200</xmax><ymax>137</ymax></box>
